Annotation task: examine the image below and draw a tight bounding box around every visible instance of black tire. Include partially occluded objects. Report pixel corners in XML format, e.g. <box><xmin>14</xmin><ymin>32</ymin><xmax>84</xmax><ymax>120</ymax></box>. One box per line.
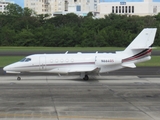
<box><xmin>17</xmin><ymin>77</ymin><xmax>21</xmax><ymax>81</ymax></box>
<box><xmin>83</xmin><ymin>75</ymin><xmax>89</xmax><ymax>81</ymax></box>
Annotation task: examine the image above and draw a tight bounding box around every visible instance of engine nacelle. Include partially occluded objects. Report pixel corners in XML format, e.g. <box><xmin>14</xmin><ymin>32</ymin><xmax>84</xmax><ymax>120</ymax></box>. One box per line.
<box><xmin>134</xmin><ymin>56</ymin><xmax>151</xmax><ymax>63</ymax></box>
<box><xmin>95</xmin><ymin>57</ymin><xmax>122</xmax><ymax>66</ymax></box>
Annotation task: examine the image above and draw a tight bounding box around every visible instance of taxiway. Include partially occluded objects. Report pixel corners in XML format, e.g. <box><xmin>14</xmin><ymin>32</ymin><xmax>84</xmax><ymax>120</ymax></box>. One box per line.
<box><xmin>0</xmin><ymin>75</ymin><xmax>160</xmax><ymax>120</ymax></box>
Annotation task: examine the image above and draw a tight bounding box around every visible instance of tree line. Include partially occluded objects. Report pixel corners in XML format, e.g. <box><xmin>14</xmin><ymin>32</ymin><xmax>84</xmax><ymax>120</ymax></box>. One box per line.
<box><xmin>0</xmin><ymin>3</ymin><xmax>160</xmax><ymax>47</ymax></box>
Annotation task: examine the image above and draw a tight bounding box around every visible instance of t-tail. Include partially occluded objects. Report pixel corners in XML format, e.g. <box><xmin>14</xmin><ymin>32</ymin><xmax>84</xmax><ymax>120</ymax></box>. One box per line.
<box><xmin>120</xmin><ymin>28</ymin><xmax>157</xmax><ymax>68</ymax></box>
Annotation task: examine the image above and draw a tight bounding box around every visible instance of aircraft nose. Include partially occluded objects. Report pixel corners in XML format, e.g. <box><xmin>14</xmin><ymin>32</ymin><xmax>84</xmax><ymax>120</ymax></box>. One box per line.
<box><xmin>3</xmin><ymin>66</ymin><xmax>9</xmax><ymax>71</ymax></box>
<box><xmin>3</xmin><ymin>64</ymin><xmax>21</xmax><ymax>74</ymax></box>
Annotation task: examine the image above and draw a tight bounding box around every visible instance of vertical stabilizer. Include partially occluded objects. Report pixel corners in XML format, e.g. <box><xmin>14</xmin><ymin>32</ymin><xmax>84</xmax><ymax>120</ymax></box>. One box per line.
<box><xmin>124</xmin><ymin>28</ymin><xmax>157</xmax><ymax>54</ymax></box>
<box><xmin>121</xmin><ymin>28</ymin><xmax>157</xmax><ymax>67</ymax></box>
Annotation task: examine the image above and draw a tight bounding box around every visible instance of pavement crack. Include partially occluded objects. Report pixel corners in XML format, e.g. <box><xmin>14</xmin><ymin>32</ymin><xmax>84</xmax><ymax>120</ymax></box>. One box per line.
<box><xmin>126</xmin><ymin>100</ymin><xmax>155</xmax><ymax>120</ymax></box>
<box><xmin>46</xmin><ymin>76</ymin><xmax>59</xmax><ymax>120</ymax></box>
<box><xmin>104</xmin><ymin>85</ymin><xmax>155</xmax><ymax>120</ymax></box>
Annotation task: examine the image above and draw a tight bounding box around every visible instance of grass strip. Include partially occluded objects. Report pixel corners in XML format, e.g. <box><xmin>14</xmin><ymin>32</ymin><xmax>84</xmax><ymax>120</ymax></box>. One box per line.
<box><xmin>0</xmin><ymin>56</ymin><xmax>24</xmax><ymax>67</ymax></box>
<box><xmin>0</xmin><ymin>47</ymin><xmax>125</xmax><ymax>52</ymax></box>
<box><xmin>136</xmin><ymin>56</ymin><xmax>160</xmax><ymax>66</ymax></box>
<box><xmin>0</xmin><ymin>47</ymin><xmax>159</xmax><ymax>53</ymax></box>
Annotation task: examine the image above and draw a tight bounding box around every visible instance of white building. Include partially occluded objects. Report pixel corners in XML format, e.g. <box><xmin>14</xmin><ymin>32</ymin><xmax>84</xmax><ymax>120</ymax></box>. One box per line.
<box><xmin>66</xmin><ymin>0</ymin><xmax>98</xmax><ymax>13</ymax></box>
<box><xmin>0</xmin><ymin>0</ymin><xmax>14</xmax><ymax>13</ymax></box>
<box><xmin>98</xmin><ymin>0</ymin><xmax>160</xmax><ymax>18</ymax></box>
<box><xmin>24</xmin><ymin>0</ymin><xmax>55</xmax><ymax>15</ymax></box>
<box><xmin>24</xmin><ymin>0</ymin><xmax>99</xmax><ymax>17</ymax></box>
<box><xmin>54</xmin><ymin>0</ymin><xmax>98</xmax><ymax>16</ymax></box>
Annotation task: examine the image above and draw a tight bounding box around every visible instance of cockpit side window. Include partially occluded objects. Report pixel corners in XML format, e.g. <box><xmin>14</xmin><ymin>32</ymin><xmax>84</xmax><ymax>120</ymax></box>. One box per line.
<box><xmin>20</xmin><ymin>58</ymin><xmax>31</xmax><ymax>62</ymax></box>
<box><xmin>20</xmin><ymin>58</ymin><xmax>26</xmax><ymax>62</ymax></box>
<box><xmin>25</xmin><ymin>58</ymin><xmax>31</xmax><ymax>62</ymax></box>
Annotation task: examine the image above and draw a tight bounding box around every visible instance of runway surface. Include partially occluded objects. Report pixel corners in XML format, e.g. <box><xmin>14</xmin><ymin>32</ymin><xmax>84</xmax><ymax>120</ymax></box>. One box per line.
<box><xmin>0</xmin><ymin>75</ymin><xmax>160</xmax><ymax>120</ymax></box>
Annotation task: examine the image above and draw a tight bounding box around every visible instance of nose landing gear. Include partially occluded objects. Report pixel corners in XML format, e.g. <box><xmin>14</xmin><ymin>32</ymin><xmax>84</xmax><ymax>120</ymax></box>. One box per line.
<box><xmin>17</xmin><ymin>76</ymin><xmax>21</xmax><ymax>81</ymax></box>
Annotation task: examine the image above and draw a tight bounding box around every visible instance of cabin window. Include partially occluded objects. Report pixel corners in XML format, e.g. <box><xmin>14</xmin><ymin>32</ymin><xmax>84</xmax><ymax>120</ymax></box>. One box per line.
<box><xmin>50</xmin><ymin>59</ymin><xmax>53</xmax><ymax>63</ymax></box>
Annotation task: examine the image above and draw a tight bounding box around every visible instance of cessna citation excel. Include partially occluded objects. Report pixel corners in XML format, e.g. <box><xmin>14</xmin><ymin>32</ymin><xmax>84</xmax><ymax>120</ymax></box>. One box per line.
<box><xmin>3</xmin><ymin>28</ymin><xmax>157</xmax><ymax>80</ymax></box>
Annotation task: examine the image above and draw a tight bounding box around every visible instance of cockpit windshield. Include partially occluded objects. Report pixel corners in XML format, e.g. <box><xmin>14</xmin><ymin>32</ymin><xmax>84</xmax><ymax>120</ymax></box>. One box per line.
<box><xmin>20</xmin><ymin>58</ymin><xmax>31</xmax><ymax>62</ymax></box>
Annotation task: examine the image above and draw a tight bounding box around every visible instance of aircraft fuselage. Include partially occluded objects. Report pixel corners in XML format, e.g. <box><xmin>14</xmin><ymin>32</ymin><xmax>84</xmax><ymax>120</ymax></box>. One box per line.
<box><xmin>4</xmin><ymin>53</ymin><xmax>122</xmax><ymax>74</ymax></box>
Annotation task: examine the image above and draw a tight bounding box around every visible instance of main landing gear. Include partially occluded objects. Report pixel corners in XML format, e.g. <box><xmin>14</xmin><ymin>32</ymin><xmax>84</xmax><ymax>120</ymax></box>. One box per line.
<box><xmin>81</xmin><ymin>73</ymin><xmax>89</xmax><ymax>81</ymax></box>
<box><xmin>83</xmin><ymin>75</ymin><xmax>89</xmax><ymax>81</ymax></box>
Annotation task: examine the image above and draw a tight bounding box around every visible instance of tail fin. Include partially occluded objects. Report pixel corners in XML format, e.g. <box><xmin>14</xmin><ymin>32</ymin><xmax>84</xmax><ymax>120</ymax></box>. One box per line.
<box><xmin>124</xmin><ymin>28</ymin><xmax>157</xmax><ymax>53</ymax></box>
<box><xmin>121</xmin><ymin>28</ymin><xmax>157</xmax><ymax>67</ymax></box>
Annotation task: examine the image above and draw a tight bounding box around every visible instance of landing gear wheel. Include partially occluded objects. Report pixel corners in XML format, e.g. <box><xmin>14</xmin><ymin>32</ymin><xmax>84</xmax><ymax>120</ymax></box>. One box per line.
<box><xmin>83</xmin><ymin>75</ymin><xmax>89</xmax><ymax>81</ymax></box>
<box><xmin>17</xmin><ymin>76</ymin><xmax>21</xmax><ymax>81</ymax></box>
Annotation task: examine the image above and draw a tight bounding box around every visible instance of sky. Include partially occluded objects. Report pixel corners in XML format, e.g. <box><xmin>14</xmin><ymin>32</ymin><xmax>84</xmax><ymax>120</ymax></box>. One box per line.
<box><xmin>13</xmin><ymin>0</ymin><xmax>24</xmax><ymax>8</ymax></box>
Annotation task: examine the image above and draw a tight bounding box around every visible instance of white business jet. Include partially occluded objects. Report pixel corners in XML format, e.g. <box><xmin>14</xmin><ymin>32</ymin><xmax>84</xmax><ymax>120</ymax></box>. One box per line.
<box><xmin>3</xmin><ymin>28</ymin><xmax>157</xmax><ymax>80</ymax></box>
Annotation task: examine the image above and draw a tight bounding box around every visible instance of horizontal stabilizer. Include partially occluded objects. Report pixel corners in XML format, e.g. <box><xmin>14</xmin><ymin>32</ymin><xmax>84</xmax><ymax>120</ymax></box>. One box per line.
<box><xmin>131</xmin><ymin>47</ymin><xmax>151</xmax><ymax>50</ymax></box>
<box><xmin>122</xmin><ymin>63</ymin><xmax>136</xmax><ymax>68</ymax></box>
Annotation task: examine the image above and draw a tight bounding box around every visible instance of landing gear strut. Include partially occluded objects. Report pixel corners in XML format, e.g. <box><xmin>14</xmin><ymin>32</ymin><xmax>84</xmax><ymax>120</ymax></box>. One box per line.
<box><xmin>83</xmin><ymin>75</ymin><xmax>89</xmax><ymax>81</ymax></box>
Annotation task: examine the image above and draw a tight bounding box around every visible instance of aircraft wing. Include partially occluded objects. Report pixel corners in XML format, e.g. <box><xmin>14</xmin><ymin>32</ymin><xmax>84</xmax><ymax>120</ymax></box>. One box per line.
<box><xmin>48</xmin><ymin>66</ymin><xmax>100</xmax><ymax>74</ymax></box>
<box><xmin>68</xmin><ymin>66</ymin><xmax>100</xmax><ymax>73</ymax></box>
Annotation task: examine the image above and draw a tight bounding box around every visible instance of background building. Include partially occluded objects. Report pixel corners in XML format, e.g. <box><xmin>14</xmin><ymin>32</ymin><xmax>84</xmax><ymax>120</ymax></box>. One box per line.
<box><xmin>24</xmin><ymin>0</ymin><xmax>99</xmax><ymax>17</ymax></box>
<box><xmin>0</xmin><ymin>0</ymin><xmax>14</xmax><ymax>13</ymax></box>
<box><xmin>55</xmin><ymin>0</ymin><xmax>99</xmax><ymax>16</ymax></box>
<box><xmin>98</xmin><ymin>0</ymin><xmax>160</xmax><ymax>17</ymax></box>
<box><xmin>24</xmin><ymin>0</ymin><xmax>54</xmax><ymax>15</ymax></box>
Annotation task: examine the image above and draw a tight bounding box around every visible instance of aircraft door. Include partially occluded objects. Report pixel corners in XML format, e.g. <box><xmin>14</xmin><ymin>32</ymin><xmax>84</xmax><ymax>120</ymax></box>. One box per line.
<box><xmin>39</xmin><ymin>56</ymin><xmax>46</xmax><ymax>70</ymax></box>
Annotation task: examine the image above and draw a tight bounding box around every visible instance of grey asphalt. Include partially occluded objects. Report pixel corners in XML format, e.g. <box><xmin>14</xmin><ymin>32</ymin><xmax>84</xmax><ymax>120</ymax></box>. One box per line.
<box><xmin>0</xmin><ymin>76</ymin><xmax>160</xmax><ymax>120</ymax></box>
<box><xmin>1</xmin><ymin>66</ymin><xmax>160</xmax><ymax>76</ymax></box>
